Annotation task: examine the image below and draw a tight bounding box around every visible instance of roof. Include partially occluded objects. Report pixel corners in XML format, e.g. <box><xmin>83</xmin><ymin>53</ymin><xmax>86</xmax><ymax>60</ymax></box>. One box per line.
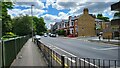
<box><xmin>63</xmin><ymin>19</ymin><xmax>68</xmax><ymax>23</ymax></box>
<box><xmin>95</xmin><ymin>19</ymin><xmax>104</xmax><ymax>22</ymax></box>
<box><xmin>89</xmin><ymin>14</ymin><xmax>96</xmax><ymax>18</ymax></box>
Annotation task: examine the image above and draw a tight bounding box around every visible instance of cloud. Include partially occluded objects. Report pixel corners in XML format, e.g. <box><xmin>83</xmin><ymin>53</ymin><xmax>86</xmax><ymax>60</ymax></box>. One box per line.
<box><xmin>58</xmin><ymin>12</ymin><xmax>69</xmax><ymax>19</ymax></box>
<box><xmin>14</xmin><ymin>0</ymin><xmax>45</xmax><ymax>9</ymax></box>
<box><xmin>8</xmin><ymin>8</ymin><xmax>47</xmax><ymax>18</ymax></box>
<box><xmin>45</xmin><ymin>0</ymin><xmax>56</xmax><ymax>8</ymax></box>
<box><xmin>8</xmin><ymin>9</ymin><xmax>22</xmax><ymax>18</ymax></box>
<box><xmin>41</xmin><ymin>12</ymin><xmax>69</xmax><ymax>29</ymax></box>
<box><xmin>42</xmin><ymin>14</ymin><xmax>58</xmax><ymax>29</ymax></box>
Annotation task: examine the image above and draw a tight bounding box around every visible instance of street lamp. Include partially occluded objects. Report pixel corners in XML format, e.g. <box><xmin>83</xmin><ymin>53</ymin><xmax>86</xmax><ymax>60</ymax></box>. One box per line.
<box><xmin>31</xmin><ymin>5</ymin><xmax>34</xmax><ymax>42</ymax></box>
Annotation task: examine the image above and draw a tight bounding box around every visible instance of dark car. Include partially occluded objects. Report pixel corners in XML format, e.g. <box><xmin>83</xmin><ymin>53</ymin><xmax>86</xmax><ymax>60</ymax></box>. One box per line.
<box><xmin>50</xmin><ymin>34</ymin><xmax>56</xmax><ymax>37</ymax></box>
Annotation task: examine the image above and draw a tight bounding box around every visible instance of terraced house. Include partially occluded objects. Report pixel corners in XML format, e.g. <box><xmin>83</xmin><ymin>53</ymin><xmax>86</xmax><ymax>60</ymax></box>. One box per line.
<box><xmin>52</xmin><ymin>8</ymin><xmax>111</xmax><ymax>37</ymax></box>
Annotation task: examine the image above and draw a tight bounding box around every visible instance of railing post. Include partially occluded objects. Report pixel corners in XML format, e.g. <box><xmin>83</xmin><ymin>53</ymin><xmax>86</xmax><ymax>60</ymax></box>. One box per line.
<box><xmin>88</xmin><ymin>58</ymin><xmax>90</xmax><ymax>68</ymax></box>
<box><xmin>84</xmin><ymin>58</ymin><xmax>86</xmax><ymax>68</ymax></box>
<box><xmin>79</xmin><ymin>59</ymin><xmax>81</xmax><ymax>68</ymax></box>
<box><xmin>14</xmin><ymin>38</ymin><xmax>17</xmax><ymax>59</ymax></box>
<box><xmin>115</xmin><ymin>60</ymin><xmax>116</xmax><ymax>68</ymax></box>
<box><xmin>61</xmin><ymin>55</ymin><xmax>65</xmax><ymax>68</ymax></box>
<box><xmin>75</xmin><ymin>57</ymin><xmax>77</xmax><ymax>68</ymax></box>
<box><xmin>2</xmin><ymin>41</ymin><xmax>4</xmax><ymax>68</ymax></box>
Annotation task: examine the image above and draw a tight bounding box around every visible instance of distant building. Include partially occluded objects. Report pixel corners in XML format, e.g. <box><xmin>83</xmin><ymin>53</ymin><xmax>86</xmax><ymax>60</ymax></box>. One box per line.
<box><xmin>111</xmin><ymin>1</ymin><xmax>120</xmax><ymax>39</ymax></box>
<box><xmin>77</xmin><ymin>8</ymin><xmax>96</xmax><ymax>36</ymax></box>
<box><xmin>51</xmin><ymin>8</ymin><xmax>112</xmax><ymax>37</ymax></box>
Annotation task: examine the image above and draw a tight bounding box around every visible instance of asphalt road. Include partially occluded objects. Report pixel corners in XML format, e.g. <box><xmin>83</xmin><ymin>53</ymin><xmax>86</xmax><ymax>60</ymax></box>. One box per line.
<box><xmin>41</xmin><ymin>36</ymin><xmax>119</xmax><ymax>60</ymax></box>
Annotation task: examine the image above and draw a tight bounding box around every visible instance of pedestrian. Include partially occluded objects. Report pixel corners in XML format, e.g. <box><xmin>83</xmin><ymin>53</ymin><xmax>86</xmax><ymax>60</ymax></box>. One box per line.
<box><xmin>99</xmin><ymin>35</ymin><xmax>101</xmax><ymax>41</ymax></box>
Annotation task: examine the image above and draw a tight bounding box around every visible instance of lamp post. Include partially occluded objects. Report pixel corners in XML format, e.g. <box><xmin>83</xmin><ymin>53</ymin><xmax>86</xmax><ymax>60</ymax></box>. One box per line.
<box><xmin>31</xmin><ymin>5</ymin><xmax>34</xmax><ymax>42</ymax></box>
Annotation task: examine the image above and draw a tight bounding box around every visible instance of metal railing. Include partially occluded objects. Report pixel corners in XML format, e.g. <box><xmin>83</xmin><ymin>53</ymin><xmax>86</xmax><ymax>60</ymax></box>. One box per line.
<box><xmin>1</xmin><ymin>35</ymin><xmax>29</xmax><ymax>67</ymax></box>
<box><xmin>36</xmin><ymin>39</ymin><xmax>120</xmax><ymax>68</ymax></box>
<box><xmin>0</xmin><ymin>40</ymin><xmax>2</xmax><ymax>68</ymax></box>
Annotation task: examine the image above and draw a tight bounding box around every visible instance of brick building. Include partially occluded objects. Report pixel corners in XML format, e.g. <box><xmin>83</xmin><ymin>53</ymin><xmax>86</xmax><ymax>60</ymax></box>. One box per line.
<box><xmin>77</xmin><ymin>8</ymin><xmax>96</xmax><ymax>36</ymax></box>
<box><xmin>111</xmin><ymin>1</ymin><xmax>120</xmax><ymax>39</ymax></box>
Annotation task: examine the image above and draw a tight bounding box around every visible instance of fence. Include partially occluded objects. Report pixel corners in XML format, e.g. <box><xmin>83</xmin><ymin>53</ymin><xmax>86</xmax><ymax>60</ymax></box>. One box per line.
<box><xmin>1</xmin><ymin>35</ymin><xmax>29</xmax><ymax>67</ymax></box>
<box><xmin>0</xmin><ymin>41</ymin><xmax>2</xmax><ymax>68</ymax></box>
<box><xmin>36</xmin><ymin>40</ymin><xmax>120</xmax><ymax>68</ymax></box>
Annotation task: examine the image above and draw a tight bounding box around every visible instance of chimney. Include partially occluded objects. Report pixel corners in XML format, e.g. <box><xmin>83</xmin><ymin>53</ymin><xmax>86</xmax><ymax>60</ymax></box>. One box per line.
<box><xmin>69</xmin><ymin>16</ymin><xmax>71</xmax><ymax>20</ymax></box>
<box><xmin>83</xmin><ymin>8</ymin><xmax>89</xmax><ymax>14</ymax></box>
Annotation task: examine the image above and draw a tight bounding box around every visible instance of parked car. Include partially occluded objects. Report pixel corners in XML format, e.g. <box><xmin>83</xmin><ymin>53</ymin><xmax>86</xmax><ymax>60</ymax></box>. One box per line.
<box><xmin>44</xmin><ymin>33</ymin><xmax>47</xmax><ymax>37</ymax></box>
<box><xmin>34</xmin><ymin>35</ymin><xmax>41</xmax><ymax>40</ymax></box>
<box><xmin>50</xmin><ymin>34</ymin><xmax>56</xmax><ymax>37</ymax></box>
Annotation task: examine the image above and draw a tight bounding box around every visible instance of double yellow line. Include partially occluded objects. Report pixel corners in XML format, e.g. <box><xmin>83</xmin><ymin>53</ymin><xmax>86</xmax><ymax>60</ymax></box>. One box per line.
<box><xmin>42</xmin><ymin>45</ymin><xmax>69</xmax><ymax>68</ymax></box>
<box><xmin>51</xmin><ymin>52</ymin><xmax>69</xmax><ymax>68</ymax></box>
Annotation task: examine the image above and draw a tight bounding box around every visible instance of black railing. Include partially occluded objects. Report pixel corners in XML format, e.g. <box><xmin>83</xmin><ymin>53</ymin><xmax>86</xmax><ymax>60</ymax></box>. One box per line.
<box><xmin>0</xmin><ymin>41</ymin><xmax>2</xmax><ymax>68</ymax></box>
<box><xmin>36</xmin><ymin>39</ymin><xmax>120</xmax><ymax>68</ymax></box>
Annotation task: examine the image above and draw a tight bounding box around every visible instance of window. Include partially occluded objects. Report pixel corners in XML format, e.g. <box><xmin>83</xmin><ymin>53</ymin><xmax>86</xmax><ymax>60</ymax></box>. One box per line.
<box><xmin>71</xmin><ymin>21</ymin><xmax>74</xmax><ymax>26</ymax></box>
<box><xmin>72</xmin><ymin>30</ymin><xmax>74</xmax><ymax>33</ymax></box>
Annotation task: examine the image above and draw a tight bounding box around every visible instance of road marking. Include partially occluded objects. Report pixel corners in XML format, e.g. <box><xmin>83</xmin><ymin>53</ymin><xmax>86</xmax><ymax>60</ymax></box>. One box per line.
<box><xmin>54</xmin><ymin>46</ymin><xmax>77</xmax><ymax>57</ymax></box>
<box><xmin>67</xmin><ymin>57</ymin><xmax>76</xmax><ymax>63</ymax></box>
<box><xmin>80</xmin><ymin>59</ymin><xmax>99</xmax><ymax>68</ymax></box>
<box><xmin>92</xmin><ymin>47</ymin><xmax>119</xmax><ymax>50</ymax></box>
<box><xmin>63</xmin><ymin>55</ymin><xmax>76</xmax><ymax>63</ymax></box>
<box><xmin>40</xmin><ymin>40</ymin><xmax>99</xmax><ymax>67</ymax></box>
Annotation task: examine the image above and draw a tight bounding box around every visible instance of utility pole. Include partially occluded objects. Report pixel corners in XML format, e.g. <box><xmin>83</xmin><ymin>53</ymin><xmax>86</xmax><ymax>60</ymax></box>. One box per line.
<box><xmin>31</xmin><ymin>5</ymin><xmax>34</xmax><ymax>42</ymax></box>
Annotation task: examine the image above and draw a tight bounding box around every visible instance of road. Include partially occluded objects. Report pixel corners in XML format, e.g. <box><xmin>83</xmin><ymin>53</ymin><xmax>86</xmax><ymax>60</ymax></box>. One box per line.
<box><xmin>40</xmin><ymin>36</ymin><xmax>119</xmax><ymax>60</ymax></box>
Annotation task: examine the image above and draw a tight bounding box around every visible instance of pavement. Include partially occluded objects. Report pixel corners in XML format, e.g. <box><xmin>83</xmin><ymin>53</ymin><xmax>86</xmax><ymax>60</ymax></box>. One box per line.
<box><xmin>11</xmin><ymin>38</ymin><xmax>47</xmax><ymax>66</ymax></box>
<box><xmin>77</xmin><ymin>36</ymin><xmax>120</xmax><ymax>45</ymax></box>
<box><xmin>62</xmin><ymin>36</ymin><xmax>120</xmax><ymax>45</ymax></box>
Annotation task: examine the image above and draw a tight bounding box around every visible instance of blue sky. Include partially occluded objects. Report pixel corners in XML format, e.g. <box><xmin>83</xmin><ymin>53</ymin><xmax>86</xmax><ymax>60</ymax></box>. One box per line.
<box><xmin>8</xmin><ymin>0</ymin><xmax>119</xmax><ymax>29</ymax></box>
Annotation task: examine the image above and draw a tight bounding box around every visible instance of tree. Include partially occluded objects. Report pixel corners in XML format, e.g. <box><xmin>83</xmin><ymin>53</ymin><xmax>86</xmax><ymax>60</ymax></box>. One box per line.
<box><xmin>56</xmin><ymin>30</ymin><xmax>66</xmax><ymax>36</ymax></box>
<box><xmin>114</xmin><ymin>12</ymin><xmax>120</xmax><ymax>17</ymax></box>
<box><xmin>2</xmin><ymin>2</ymin><xmax>13</xmax><ymax>35</ymax></box>
<box><xmin>96</xmin><ymin>14</ymin><xmax>109</xmax><ymax>22</ymax></box>
<box><xmin>33</xmin><ymin>16</ymin><xmax>47</xmax><ymax>35</ymax></box>
<box><xmin>13</xmin><ymin>15</ymin><xmax>32</xmax><ymax>36</ymax></box>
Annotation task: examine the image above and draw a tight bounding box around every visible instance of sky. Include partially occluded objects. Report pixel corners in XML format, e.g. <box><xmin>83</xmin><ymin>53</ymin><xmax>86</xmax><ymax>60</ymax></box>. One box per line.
<box><xmin>7</xmin><ymin>0</ymin><xmax>119</xmax><ymax>29</ymax></box>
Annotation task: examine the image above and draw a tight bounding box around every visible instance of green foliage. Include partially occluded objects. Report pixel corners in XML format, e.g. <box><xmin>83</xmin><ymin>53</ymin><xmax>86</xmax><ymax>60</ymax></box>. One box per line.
<box><xmin>97</xmin><ymin>14</ymin><xmax>109</xmax><ymax>22</ymax></box>
<box><xmin>13</xmin><ymin>15</ymin><xmax>32</xmax><ymax>36</ymax></box>
<box><xmin>33</xmin><ymin>16</ymin><xmax>47</xmax><ymax>35</ymax></box>
<box><xmin>2</xmin><ymin>32</ymin><xmax>17</xmax><ymax>40</ymax></box>
<box><xmin>2</xmin><ymin>2</ymin><xmax>13</xmax><ymax>35</ymax></box>
<box><xmin>57</xmin><ymin>30</ymin><xmax>66</xmax><ymax>36</ymax></box>
<box><xmin>114</xmin><ymin>12</ymin><xmax>120</xmax><ymax>17</ymax></box>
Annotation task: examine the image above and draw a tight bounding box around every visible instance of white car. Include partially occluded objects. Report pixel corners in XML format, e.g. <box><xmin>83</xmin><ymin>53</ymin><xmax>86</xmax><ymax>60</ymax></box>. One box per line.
<box><xmin>44</xmin><ymin>34</ymin><xmax>47</xmax><ymax>37</ymax></box>
<box><xmin>34</xmin><ymin>35</ymin><xmax>41</xmax><ymax>40</ymax></box>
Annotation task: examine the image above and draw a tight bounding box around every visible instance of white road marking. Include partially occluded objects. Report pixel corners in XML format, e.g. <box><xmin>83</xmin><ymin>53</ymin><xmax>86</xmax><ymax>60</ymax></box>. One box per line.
<box><xmin>63</xmin><ymin>55</ymin><xmax>76</xmax><ymax>63</ymax></box>
<box><xmin>54</xmin><ymin>46</ymin><xmax>77</xmax><ymax>57</ymax></box>
<box><xmin>40</xmin><ymin>40</ymin><xmax>99</xmax><ymax>67</ymax></box>
<box><xmin>92</xmin><ymin>47</ymin><xmax>119</xmax><ymax>50</ymax></box>
<box><xmin>67</xmin><ymin>58</ymin><xmax>76</xmax><ymax>63</ymax></box>
<box><xmin>80</xmin><ymin>59</ymin><xmax>99</xmax><ymax>68</ymax></box>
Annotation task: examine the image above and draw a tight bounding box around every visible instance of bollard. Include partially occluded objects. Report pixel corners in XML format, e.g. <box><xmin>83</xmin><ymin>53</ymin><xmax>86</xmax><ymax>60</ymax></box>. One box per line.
<box><xmin>61</xmin><ymin>55</ymin><xmax>65</xmax><ymax>68</ymax></box>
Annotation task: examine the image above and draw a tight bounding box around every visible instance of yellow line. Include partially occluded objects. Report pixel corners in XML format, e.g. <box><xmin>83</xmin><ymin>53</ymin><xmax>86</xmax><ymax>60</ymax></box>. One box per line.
<box><xmin>42</xmin><ymin>45</ymin><xmax>69</xmax><ymax>67</ymax></box>
<box><xmin>51</xmin><ymin>52</ymin><xmax>69</xmax><ymax>67</ymax></box>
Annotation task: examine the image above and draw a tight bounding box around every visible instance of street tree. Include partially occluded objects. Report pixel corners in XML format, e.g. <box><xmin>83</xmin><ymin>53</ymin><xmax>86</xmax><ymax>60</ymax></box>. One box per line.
<box><xmin>13</xmin><ymin>15</ymin><xmax>32</xmax><ymax>36</ymax></box>
<box><xmin>97</xmin><ymin>14</ymin><xmax>109</xmax><ymax>22</ymax></box>
<box><xmin>2</xmin><ymin>2</ymin><xmax>13</xmax><ymax>35</ymax></box>
<box><xmin>33</xmin><ymin>16</ymin><xmax>47</xmax><ymax>35</ymax></box>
